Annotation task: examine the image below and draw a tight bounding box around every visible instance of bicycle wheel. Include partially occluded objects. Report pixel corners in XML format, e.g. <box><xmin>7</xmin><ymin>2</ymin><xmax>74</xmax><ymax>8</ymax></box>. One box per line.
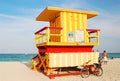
<box><xmin>94</xmin><ymin>67</ymin><xmax>103</xmax><ymax>76</ymax></box>
<box><xmin>80</xmin><ymin>67</ymin><xmax>90</xmax><ymax>78</ymax></box>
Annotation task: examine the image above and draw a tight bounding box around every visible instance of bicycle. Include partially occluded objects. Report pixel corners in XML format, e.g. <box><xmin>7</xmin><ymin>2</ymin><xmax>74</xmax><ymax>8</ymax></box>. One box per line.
<box><xmin>89</xmin><ymin>57</ymin><xmax>103</xmax><ymax>77</ymax></box>
<box><xmin>80</xmin><ymin>60</ymin><xmax>91</xmax><ymax>78</ymax></box>
<box><xmin>80</xmin><ymin>59</ymin><xmax>103</xmax><ymax>78</ymax></box>
<box><xmin>92</xmin><ymin>60</ymin><xmax>103</xmax><ymax>76</ymax></box>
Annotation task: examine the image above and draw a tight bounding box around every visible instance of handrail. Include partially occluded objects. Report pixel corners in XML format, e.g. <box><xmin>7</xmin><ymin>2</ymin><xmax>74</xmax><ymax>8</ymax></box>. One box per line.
<box><xmin>35</xmin><ymin>26</ymin><xmax>63</xmax><ymax>34</ymax></box>
<box><xmin>35</xmin><ymin>26</ymin><xmax>63</xmax><ymax>44</ymax></box>
<box><xmin>86</xmin><ymin>29</ymin><xmax>100</xmax><ymax>33</ymax></box>
<box><xmin>35</xmin><ymin>27</ymin><xmax>99</xmax><ymax>45</ymax></box>
<box><xmin>35</xmin><ymin>27</ymin><xmax>48</xmax><ymax>34</ymax></box>
<box><xmin>49</xmin><ymin>27</ymin><xmax>62</xmax><ymax>30</ymax></box>
<box><xmin>86</xmin><ymin>29</ymin><xmax>100</xmax><ymax>44</ymax></box>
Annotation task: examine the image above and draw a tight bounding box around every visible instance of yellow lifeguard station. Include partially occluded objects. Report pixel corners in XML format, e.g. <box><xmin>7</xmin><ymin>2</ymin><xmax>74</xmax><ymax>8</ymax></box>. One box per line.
<box><xmin>32</xmin><ymin>7</ymin><xmax>100</xmax><ymax>78</ymax></box>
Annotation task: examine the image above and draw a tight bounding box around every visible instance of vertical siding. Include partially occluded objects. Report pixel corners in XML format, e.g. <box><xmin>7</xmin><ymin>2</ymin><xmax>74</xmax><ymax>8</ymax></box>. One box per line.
<box><xmin>49</xmin><ymin>13</ymin><xmax>61</xmax><ymax>42</ymax></box>
<box><xmin>59</xmin><ymin>12</ymin><xmax>88</xmax><ymax>43</ymax></box>
<box><xmin>74</xmin><ymin>13</ymin><xmax>78</xmax><ymax>31</ymax></box>
<box><xmin>78</xmin><ymin>14</ymin><xmax>82</xmax><ymax>30</ymax></box>
<box><xmin>49</xmin><ymin>12</ymin><xmax>89</xmax><ymax>44</ymax></box>
<box><xmin>82</xmin><ymin>14</ymin><xmax>88</xmax><ymax>43</ymax></box>
<box><xmin>60</xmin><ymin>12</ymin><xmax>63</xmax><ymax>42</ymax></box>
<box><xmin>82</xmin><ymin>14</ymin><xmax>87</xmax><ymax>29</ymax></box>
<box><xmin>67</xmin><ymin>12</ymin><xmax>72</xmax><ymax>31</ymax></box>
<box><xmin>50</xmin><ymin>13</ymin><xmax>61</xmax><ymax>27</ymax></box>
<box><xmin>61</xmin><ymin>12</ymin><xmax>67</xmax><ymax>42</ymax></box>
<box><xmin>48</xmin><ymin>52</ymin><xmax>99</xmax><ymax>67</ymax></box>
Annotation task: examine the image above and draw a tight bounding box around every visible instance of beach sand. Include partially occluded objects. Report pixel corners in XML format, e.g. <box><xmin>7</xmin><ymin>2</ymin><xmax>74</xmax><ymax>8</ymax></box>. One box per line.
<box><xmin>0</xmin><ymin>59</ymin><xmax>120</xmax><ymax>81</ymax></box>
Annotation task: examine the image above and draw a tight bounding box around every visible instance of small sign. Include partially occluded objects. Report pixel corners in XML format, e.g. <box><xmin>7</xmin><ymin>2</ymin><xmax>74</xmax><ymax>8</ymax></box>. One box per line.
<box><xmin>75</xmin><ymin>30</ymin><xmax>84</xmax><ymax>42</ymax></box>
<box><xmin>68</xmin><ymin>32</ymin><xmax>74</xmax><ymax>37</ymax></box>
<box><xmin>68</xmin><ymin>32</ymin><xmax>74</xmax><ymax>42</ymax></box>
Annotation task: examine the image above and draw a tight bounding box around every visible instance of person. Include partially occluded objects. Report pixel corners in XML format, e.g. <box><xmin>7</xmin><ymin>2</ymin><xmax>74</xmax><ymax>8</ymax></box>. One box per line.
<box><xmin>103</xmin><ymin>50</ymin><xmax>108</xmax><ymax>64</ymax></box>
<box><xmin>98</xmin><ymin>56</ymin><xmax>103</xmax><ymax>66</ymax></box>
<box><xmin>111</xmin><ymin>57</ymin><xmax>114</xmax><ymax>60</ymax></box>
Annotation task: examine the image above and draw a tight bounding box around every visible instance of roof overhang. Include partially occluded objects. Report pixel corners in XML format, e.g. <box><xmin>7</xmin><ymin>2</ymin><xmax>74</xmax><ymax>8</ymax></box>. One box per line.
<box><xmin>36</xmin><ymin>7</ymin><xmax>98</xmax><ymax>21</ymax></box>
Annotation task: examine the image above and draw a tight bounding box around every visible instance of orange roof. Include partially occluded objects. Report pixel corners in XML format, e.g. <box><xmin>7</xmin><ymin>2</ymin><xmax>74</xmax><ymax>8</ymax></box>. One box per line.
<box><xmin>36</xmin><ymin>7</ymin><xmax>98</xmax><ymax>21</ymax></box>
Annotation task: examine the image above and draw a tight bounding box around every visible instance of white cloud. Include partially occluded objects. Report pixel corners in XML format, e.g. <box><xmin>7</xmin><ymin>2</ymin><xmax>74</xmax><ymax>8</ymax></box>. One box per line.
<box><xmin>0</xmin><ymin>0</ymin><xmax>120</xmax><ymax>53</ymax></box>
<box><xmin>0</xmin><ymin>13</ymin><xmax>49</xmax><ymax>53</ymax></box>
<box><xmin>14</xmin><ymin>7</ymin><xmax>44</xmax><ymax>18</ymax></box>
<box><xmin>0</xmin><ymin>6</ymin><xmax>49</xmax><ymax>53</ymax></box>
<box><xmin>0</xmin><ymin>13</ymin><xmax>49</xmax><ymax>31</ymax></box>
<box><xmin>57</xmin><ymin>0</ymin><xmax>120</xmax><ymax>52</ymax></box>
<box><xmin>89</xmin><ymin>13</ymin><xmax>120</xmax><ymax>52</ymax></box>
<box><xmin>58</xmin><ymin>0</ymin><xmax>120</xmax><ymax>38</ymax></box>
<box><xmin>89</xmin><ymin>13</ymin><xmax>120</xmax><ymax>38</ymax></box>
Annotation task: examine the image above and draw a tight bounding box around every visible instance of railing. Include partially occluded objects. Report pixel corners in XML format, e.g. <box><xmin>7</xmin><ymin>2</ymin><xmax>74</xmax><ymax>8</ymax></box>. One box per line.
<box><xmin>35</xmin><ymin>27</ymin><xmax>100</xmax><ymax>46</ymax></box>
<box><xmin>86</xmin><ymin>29</ymin><xmax>100</xmax><ymax>45</ymax></box>
<box><xmin>35</xmin><ymin>27</ymin><xmax>62</xmax><ymax>44</ymax></box>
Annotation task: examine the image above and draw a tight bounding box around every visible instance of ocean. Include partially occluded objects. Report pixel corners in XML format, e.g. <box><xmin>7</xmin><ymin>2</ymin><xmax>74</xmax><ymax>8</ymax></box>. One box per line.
<box><xmin>0</xmin><ymin>53</ymin><xmax>120</xmax><ymax>62</ymax></box>
<box><xmin>0</xmin><ymin>54</ymin><xmax>37</xmax><ymax>62</ymax></box>
<box><xmin>99</xmin><ymin>53</ymin><xmax>120</xmax><ymax>59</ymax></box>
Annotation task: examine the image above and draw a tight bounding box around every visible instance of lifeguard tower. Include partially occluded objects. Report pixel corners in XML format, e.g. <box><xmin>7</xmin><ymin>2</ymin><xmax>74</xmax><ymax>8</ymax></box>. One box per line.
<box><xmin>32</xmin><ymin>7</ymin><xmax>100</xmax><ymax>78</ymax></box>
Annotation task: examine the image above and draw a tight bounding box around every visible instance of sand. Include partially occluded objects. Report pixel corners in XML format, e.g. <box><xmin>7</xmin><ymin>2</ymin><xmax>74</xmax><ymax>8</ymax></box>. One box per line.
<box><xmin>0</xmin><ymin>59</ymin><xmax>120</xmax><ymax>81</ymax></box>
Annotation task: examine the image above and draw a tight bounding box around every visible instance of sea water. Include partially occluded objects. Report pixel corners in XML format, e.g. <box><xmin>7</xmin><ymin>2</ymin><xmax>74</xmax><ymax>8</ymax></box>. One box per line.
<box><xmin>0</xmin><ymin>53</ymin><xmax>120</xmax><ymax>62</ymax></box>
<box><xmin>100</xmin><ymin>53</ymin><xmax>120</xmax><ymax>58</ymax></box>
<box><xmin>0</xmin><ymin>54</ymin><xmax>37</xmax><ymax>62</ymax></box>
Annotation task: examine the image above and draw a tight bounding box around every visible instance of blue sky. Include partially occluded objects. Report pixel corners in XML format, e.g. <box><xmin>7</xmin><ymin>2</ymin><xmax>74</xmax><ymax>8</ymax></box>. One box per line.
<box><xmin>0</xmin><ymin>0</ymin><xmax>120</xmax><ymax>53</ymax></box>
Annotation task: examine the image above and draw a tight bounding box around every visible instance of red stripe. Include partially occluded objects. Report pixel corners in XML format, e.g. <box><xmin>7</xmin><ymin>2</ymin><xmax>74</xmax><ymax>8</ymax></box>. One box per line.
<box><xmin>35</xmin><ymin>26</ymin><xmax>63</xmax><ymax>34</ymax></box>
<box><xmin>87</xmin><ymin>29</ymin><xmax>100</xmax><ymax>33</ymax></box>
<box><xmin>35</xmin><ymin>27</ymin><xmax>48</xmax><ymax>34</ymax></box>
<box><xmin>37</xmin><ymin>46</ymin><xmax>93</xmax><ymax>53</ymax></box>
